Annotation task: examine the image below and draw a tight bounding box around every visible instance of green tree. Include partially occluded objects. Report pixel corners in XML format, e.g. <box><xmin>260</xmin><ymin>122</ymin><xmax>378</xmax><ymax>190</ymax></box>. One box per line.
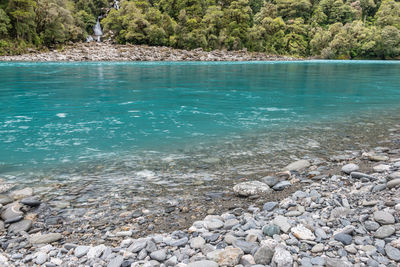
<box><xmin>375</xmin><ymin>0</ymin><xmax>400</xmax><ymax>29</ymax></box>
<box><xmin>0</xmin><ymin>8</ymin><xmax>10</xmax><ymax>37</ymax></box>
<box><xmin>6</xmin><ymin>0</ymin><xmax>37</xmax><ymax>41</ymax></box>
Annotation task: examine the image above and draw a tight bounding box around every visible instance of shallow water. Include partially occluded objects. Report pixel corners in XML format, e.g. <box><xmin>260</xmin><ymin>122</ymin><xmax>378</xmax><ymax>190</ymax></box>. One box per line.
<box><xmin>1</xmin><ymin>61</ymin><xmax>400</xmax><ymax>205</ymax></box>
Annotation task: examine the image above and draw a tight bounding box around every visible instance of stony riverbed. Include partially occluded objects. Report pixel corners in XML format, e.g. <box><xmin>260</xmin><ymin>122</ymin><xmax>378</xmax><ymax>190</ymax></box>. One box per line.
<box><xmin>1</xmin><ymin>124</ymin><xmax>400</xmax><ymax>266</ymax></box>
<box><xmin>0</xmin><ymin>43</ymin><xmax>299</xmax><ymax>62</ymax></box>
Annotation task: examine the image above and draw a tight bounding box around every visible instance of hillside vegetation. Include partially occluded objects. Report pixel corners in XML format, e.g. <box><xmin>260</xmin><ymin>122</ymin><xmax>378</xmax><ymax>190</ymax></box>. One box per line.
<box><xmin>0</xmin><ymin>0</ymin><xmax>399</xmax><ymax>58</ymax></box>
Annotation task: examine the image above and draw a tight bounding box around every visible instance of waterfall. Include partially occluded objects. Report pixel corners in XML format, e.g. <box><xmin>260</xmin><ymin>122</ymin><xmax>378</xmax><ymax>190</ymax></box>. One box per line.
<box><xmin>113</xmin><ymin>0</ymin><xmax>120</xmax><ymax>10</ymax></box>
<box><xmin>93</xmin><ymin>17</ymin><xmax>103</xmax><ymax>42</ymax></box>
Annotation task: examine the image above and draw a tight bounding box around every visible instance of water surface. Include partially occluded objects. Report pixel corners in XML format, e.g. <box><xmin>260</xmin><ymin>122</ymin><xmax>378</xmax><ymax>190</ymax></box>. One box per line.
<box><xmin>0</xmin><ymin>61</ymin><xmax>400</xmax><ymax>203</ymax></box>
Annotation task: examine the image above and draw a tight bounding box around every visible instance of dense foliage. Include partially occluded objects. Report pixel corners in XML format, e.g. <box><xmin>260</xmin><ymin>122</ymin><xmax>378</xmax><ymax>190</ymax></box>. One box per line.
<box><xmin>0</xmin><ymin>0</ymin><xmax>399</xmax><ymax>58</ymax></box>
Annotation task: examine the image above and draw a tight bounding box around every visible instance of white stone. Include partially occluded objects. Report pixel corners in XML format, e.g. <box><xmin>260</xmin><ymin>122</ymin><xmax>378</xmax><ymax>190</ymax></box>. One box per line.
<box><xmin>233</xmin><ymin>181</ymin><xmax>272</xmax><ymax>196</ymax></box>
<box><xmin>291</xmin><ymin>224</ymin><xmax>315</xmax><ymax>240</ymax></box>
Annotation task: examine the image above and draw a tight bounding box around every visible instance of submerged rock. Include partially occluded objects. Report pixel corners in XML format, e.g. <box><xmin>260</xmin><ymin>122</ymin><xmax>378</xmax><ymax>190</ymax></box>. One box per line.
<box><xmin>283</xmin><ymin>160</ymin><xmax>310</xmax><ymax>171</ymax></box>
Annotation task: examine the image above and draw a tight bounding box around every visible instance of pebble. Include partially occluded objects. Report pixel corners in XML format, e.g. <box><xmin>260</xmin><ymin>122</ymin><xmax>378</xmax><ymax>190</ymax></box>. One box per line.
<box><xmin>187</xmin><ymin>260</ymin><xmax>219</xmax><ymax>267</ymax></box>
<box><xmin>233</xmin><ymin>181</ymin><xmax>272</xmax><ymax>196</ymax></box>
<box><xmin>9</xmin><ymin>187</ymin><xmax>33</xmax><ymax>199</ymax></box>
<box><xmin>30</xmin><ymin>233</ymin><xmax>63</xmax><ymax>244</ymax></box>
<box><xmin>74</xmin><ymin>246</ymin><xmax>90</xmax><ymax>257</ymax></box>
<box><xmin>334</xmin><ymin>233</ymin><xmax>353</xmax><ymax>245</ymax></box>
<box><xmin>387</xmin><ymin>179</ymin><xmax>400</xmax><ymax>189</ymax></box>
<box><xmin>35</xmin><ymin>252</ymin><xmax>48</xmax><ymax>265</ymax></box>
<box><xmin>150</xmin><ymin>250</ymin><xmax>167</xmax><ymax>261</ymax></box>
<box><xmin>373</xmin><ymin>210</ymin><xmax>395</xmax><ymax>224</ymax></box>
<box><xmin>374</xmin><ymin>225</ymin><xmax>396</xmax><ymax>238</ymax></box>
<box><xmin>8</xmin><ymin>219</ymin><xmax>32</xmax><ymax>234</ymax></box>
<box><xmin>385</xmin><ymin>244</ymin><xmax>400</xmax><ymax>261</ymax></box>
<box><xmin>291</xmin><ymin>225</ymin><xmax>315</xmax><ymax>240</ymax></box>
<box><xmin>341</xmin><ymin>163</ymin><xmax>359</xmax><ymax>174</ymax></box>
<box><xmin>273</xmin><ymin>215</ymin><xmax>291</xmax><ymax>233</ymax></box>
<box><xmin>283</xmin><ymin>160</ymin><xmax>310</xmax><ymax>171</ymax></box>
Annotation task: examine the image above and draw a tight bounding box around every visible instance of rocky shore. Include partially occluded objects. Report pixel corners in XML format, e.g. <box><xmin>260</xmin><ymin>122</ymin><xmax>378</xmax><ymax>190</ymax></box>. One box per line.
<box><xmin>1</xmin><ymin>125</ymin><xmax>400</xmax><ymax>266</ymax></box>
<box><xmin>0</xmin><ymin>43</ymin><xmax>299</xmax><ymax>62</ymax></box>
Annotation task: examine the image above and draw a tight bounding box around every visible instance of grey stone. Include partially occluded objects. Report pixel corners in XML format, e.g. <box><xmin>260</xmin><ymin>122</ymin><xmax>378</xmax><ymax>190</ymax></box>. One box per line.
<box><xmin>311</xmin><ymin>256</ymin><xmax>326</xmax><ymax>265</ymax></box>
<box><xmin>20</xmin><ymin>197</ymin><xmax>41</xmax><ymax>207</ymax></box>
<box><xmin>314</xmin><ymin>228</ymin><xmax>327</xmax><ymax>239</ymax></box>
<box><xmin>325</xmin><ymin>257</ymin><xmax>353</xmax><ymax>267</ymax></box>
<box><xmin>263</xmin><ymin>224</ymin><xmax>280</xmax><ymax>237</ymax></box>
<box><xmin>273</xmin><ymin>215</ymin><xmax>291</xmax><ymax>233</ymax></box>
<box><xmin>232</xmin><ymin>239</ymin><xmax>258</xmax><ymax>254</ymax></box>
<box><xmin>364</xmin><ymin>221</ymin><xmax>380</xmax><ymax>231</ymax></box>
<box><xmin>170</xmin><ymin>237</ymin><xmax>188</xmax><ymax>247</ymax></box>
<box><xmin>8</xmin><ymin>219</ymin><xmax>32</xmax><ymax>234</ymax></box>
<box><xmin>150</xmin><ymin>250</ymin><xmax>167</xmax><ymax>261</ymax></box>
<box><xmin>87</xmin><ymin>244</ymin><xmax>106</xmax><ymax>258</ymax></box>
<box><xmin>107</xmin><ymin>255</ymin><xmax>124</xmax><ymax>267</ymax></box>
<box><xmin>350</xmin><ymin>172</ymin><xmax>375</xmax><ymax>180</ymax></box>
<box><xmin>1</xmin><ymin>204</ymin><xmax>23</xmax><ymax>221</ymax></box>
<box><xmin>190</xmin><ymin>236</ymin><xmax>206</xmax><ymax>249</ymax></box>
<box><xmin>35</xmin><ymin>252</ymin><xmax>48</xmax><ymax>265</ymax></box>
<box><xmin>372</xmin><ymin>183</ymin><xmax>386</xmax><ymax>192</ymax></box>
<box><xmin>373</xmin><ymin>210</ymin><xmax>395</xmax><ymax>224</ymax></box>
<box><xmin>146</xmin><ymin>239</ymin><xmax>157</xmax><ymax>253</ymax></box>
<box><xmin>262</xmin><ymin>176</ymin><xmax>279</xmax><ymax>187</ymax></box>
<box><xmin>388</xmin><ymin>172</ymin><xmax>400</xmax><ymax>181</ymax></box>
<box><xmin>263</xmin><ymin>202</ymin><xmax>278</xmax><ymax>211</ymax></box>
<box><xmin>223</xmin><ymin>218</ymin><xmax>239</xmax><ymax>229</ymax></box>
<box><xmin>385</xmin><ymin>244</ymin><xmax>400</xmax><ymax>262</ymax></box>
<box><xmin>387</xmin><ymin>179</ymin><xmax>400</xmax><ymax>189</ymax></box>
<box><xmin>233</xmin><ymin>181</ymin><xmax>272</xmax><ymax>196</ymax></box>
<box><xmin>0</xmin><ymin>195</ymin><xmax>12</xmax><ymax>205</ymax></box>
<box><xmin>272</xmin><ymin>181</ymin><xmax>292</xmax><ymax>191</ymax></box>
<box><xmin>187</xmin><ymin>260</ymin><xmax>219</xmax><ymax>267</ymax></box>
<box><xmin>342</xmin><ymin>164</ymin><xmax>359</xmax><ymax>174</ymax></box>
<box><xmin>30</xmin><ymin>233</ymin><xmax>62</xmax><ymax>244</ymax></box>
<box><xmin>204</xmin><ymin>219</ymin><xmax>224</xmax><ymax>230</ymax></box>
<box><xmin>283</xmin><ymin>160</ymin><xmax>310</xmax><ymax>171</ymax></box>
<box><xmin>128</xmin><ymin>239</ymin><xmax>147</xmax><ymax>252</ymax></box>
<box><xmin>300</xmin><ymin>257</ymin><xmax>313</xmax><ymax>267</ymax></box>
<box><xmin>254</xmin><ymin>245</ymin><xmax>274</xmax><ymax>265</ymax></box>
<box><xmin>373</xmin><ymin>164</ymin><xmax>390</xmax><ymax>172</ymax></box>
<box><xmin>334</xmin><ymin>233</ymin><xmax>352</xmax><ymax>245</ymax></box>
<box><xmin>74</xmin><ymin>246</ymin><xmax>90</xmax><ymax>257</ymax></box>
<box><xmin>374</xmin><ymin>225</ymin><xmax>396</xmax><ymax>238</ymax></box>
<box><xmin>272</xmin><ymin>246</ymin><xmax>293</xmax><ymax>267</ymax></box>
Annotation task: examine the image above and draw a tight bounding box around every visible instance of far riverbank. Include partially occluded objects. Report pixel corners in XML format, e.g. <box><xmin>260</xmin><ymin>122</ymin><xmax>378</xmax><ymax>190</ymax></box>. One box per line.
<box><xmin>0</xmin><ymin>42</ymin><xmax>300</xmax><ymax>62</ymax></box>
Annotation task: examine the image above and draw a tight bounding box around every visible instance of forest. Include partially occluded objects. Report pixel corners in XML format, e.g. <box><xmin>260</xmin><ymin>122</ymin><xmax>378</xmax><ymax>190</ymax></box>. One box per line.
<box><xmin>0</xmin><ymin>0</ymin><xmax>399</xmax><ymax>59</ymax></box>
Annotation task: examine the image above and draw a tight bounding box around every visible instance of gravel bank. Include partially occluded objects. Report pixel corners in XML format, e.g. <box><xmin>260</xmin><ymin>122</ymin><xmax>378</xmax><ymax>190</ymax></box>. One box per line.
<box><xmin>0</xmin><ymin>43</ymin><xmax>299</xmax><ymax>62</ymax></box>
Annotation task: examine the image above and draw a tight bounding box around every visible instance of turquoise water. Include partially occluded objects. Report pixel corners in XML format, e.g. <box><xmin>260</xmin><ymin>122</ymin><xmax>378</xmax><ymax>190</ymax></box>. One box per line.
<box><xmin>1</xmin><ymin>61</ymin><xmax>400</xmax><ymax>183</ymax></box>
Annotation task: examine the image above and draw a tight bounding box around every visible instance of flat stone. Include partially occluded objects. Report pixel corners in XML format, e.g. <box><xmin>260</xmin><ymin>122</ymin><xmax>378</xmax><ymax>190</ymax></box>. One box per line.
<box><xmin>272</xmin><ymin>181</ymin><xmax>292</xmax><ymax>191</ymax></box>
<box><xmin>9</xmin><ymin>187</ymin><xmax>33</xmax><ymax>199</ymax></box>
<box><xmin>233</xmin><ymin>181</ymin><xmax>272</xmax><ymax>196</ymax></box>
<box><xmin>150</xmin><ymin>250</ymin><xmax>166</xmax><ymax>261</ymax></box>
<box><xmin>128</xmin><ymin>239</ymin><xmax>147</xmax><ymax>252</ymax></box>
<box><xmin>341</xmin><ymin>164</ymin><xmax>359</xmax><ymax>174</ymax></box>
<box><xmin>30</xmin><ymin>233</ymin><xmax>63</xmax><ymax>244</ymax></box>
<box><xmin>333</xmin><ymin>233</ymin><xmax>352</xmax><ymax>245</ymax></box>
<box><xmin>388</xmin><ymin>172</ymin><xmax>400</xmax><ymax>181</ymax></box>
<box><xmin>1</xmin><ymin>204</ymin><xmax>23</xmax><ymax>221</ymax></box>
<box><xmin>372</xmin><ymin>183</ymin><xmax>387</xmax><ymax>192</ymax></box>
<box><xmin>385</xmin><ymin>244</ymin><xmax>400</xmax><ymax>261</ymax></box>
<box><xmin>20</xmin><ymin>197</ymin><xmax>41</xmax><ymax>207</ymax></box>
<box><xmin>283</xmin><ymin>160</ymin><xmax>310</xmax><ymax>171</ymax></box>
<box><xmin>204</xmin><ymin>219</ymin><xmax>224</xmax><ymax>230</ymax></box>
<box><xmin>107</xmin><ymin>255</ymin><xmax>124</xmax><ymax>267</ymax></box>
<box><xmin>325</xmin><ymin>257</ymin><xmax>353</xmax><ymax>267</ymax></box>
<box><xmin>0</xmin><ymin>194</ymin><xmax>13</xmax><ymax>205</ymax></box>
<box><xmin>291</xmin><ymin>224</ymin><xmax>315</xmax><ymax>240</ymax></box>
<box><xmin>169</xmin><ymin>237</ymin><xmax>188</xmax><ymax>247</ymax></box>
<box><xmin>254</xmin><ymin>245</ymin><xmax>274</xmax><ymax>265</ymax></box>
<box><xmin>232</xmin><ymin>239</ymin><xmax>258</xmax><ymax>254</ymax></box>
<box><xmin>364</xmin><ymin>221</ymin><xmax>380</xmax><ymax>231</ymax></box>
<box><xmin>273</xmin><ymin>215</ymin><xmax>291</xmax><ymax>233</ymax></box>
<box><xmin>190</xmin><ymin>236</ymin><xmax>205</xmax><ymax>249</ymax></box>
<box><xmin>373</xmin><ymin>210</ymin><xmax>395</xmax><ymax>224</ymax></box>
<box><xmin>263</xmin><ymin>202</ymin><xmax>278</xmax><ymax>211</ymax></box>
<box><xmin>314</xmin><ymin>228</ymin><xmax>327</xmax><ymax>239</ymax></box>
<box><xmin>8</xmin><ymin>219</ymin><xmax>32</xmax><ymax>234</ymax></box>
<box><xmin>241</xmin><ymin>254</ymin><xmax>256</xmax><ymax>266</ymax></box>
<box><xmin>374</xmin><ymin>225</ymin><xmax>396</xmax><ymax>238</ymax></box>
<box><xmin>311</xmin><ymin>257</ymin><xmax>326</xmax><ymax>266</ymax></box>
<box><xmin>373</xmin><ymin>164</ymin><xmax>391</xmax><ymax>172</ymax></box>
<box><xmin>387</xmin><ymin>179</ymin><xmax>400</xmax><ymax>189</ymax></box>
<box><xmin>311</xmin><ymin>243</ymin><xmax>324</xmax><ymax>253</ymax></box>
<box><xmin>367</xmin><ymin>154</ymin><xmax>389</xmax><ymax>161</ymax></box>
<box><xmin>187</xmin><ymin>260</ymin><xmax>219</xmax><ymax>267</ymax></box>
<box><xmin>350</xmin><ymin>172</ymin><xmax>375</xmax><ymax>180</ymax></box>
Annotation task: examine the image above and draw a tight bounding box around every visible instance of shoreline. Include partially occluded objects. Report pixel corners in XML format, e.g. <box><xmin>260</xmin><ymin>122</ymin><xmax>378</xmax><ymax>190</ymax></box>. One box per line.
<box><xmin>0</xmin><ymin>42</ymin><xmax>300</xmax><ymax>62</ymax></box>
<box><xmin>1</xmin><ymin>123</ymin><xmax>400</xmax><ymax>266</ymax></box>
